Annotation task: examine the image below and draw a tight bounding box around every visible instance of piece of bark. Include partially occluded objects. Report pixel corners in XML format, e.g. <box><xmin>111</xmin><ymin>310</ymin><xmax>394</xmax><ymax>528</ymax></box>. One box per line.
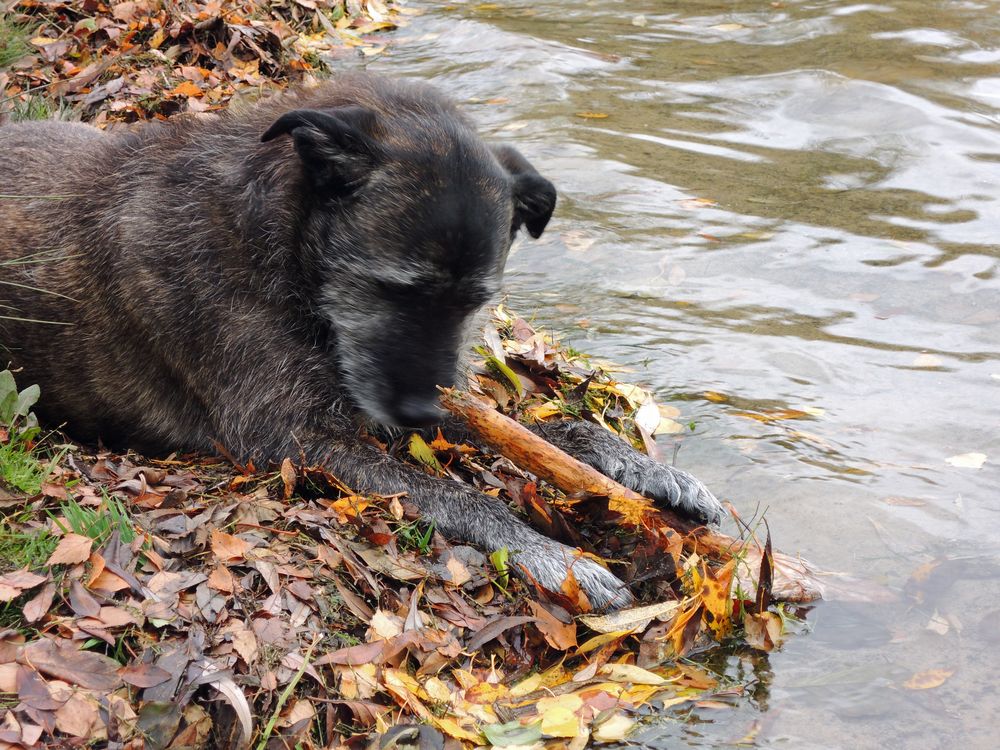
<box><xmin>442</xmin><ymin>389</ymin><xmax>832</xmax><ymax>603</ymax></box>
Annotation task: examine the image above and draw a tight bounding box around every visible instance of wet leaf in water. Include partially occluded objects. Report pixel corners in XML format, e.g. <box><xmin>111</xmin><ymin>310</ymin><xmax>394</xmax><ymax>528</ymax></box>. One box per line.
<box><xmin>903</xmin><ymin>669</ymin><xmax>953</xmax><ymax>690</ymax></box>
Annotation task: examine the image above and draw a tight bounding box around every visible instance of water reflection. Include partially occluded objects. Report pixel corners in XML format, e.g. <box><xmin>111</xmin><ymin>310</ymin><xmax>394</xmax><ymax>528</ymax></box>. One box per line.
<box><xmin>369</xmin><ymin>0</ymin><xmax>1000</xmax><ymax>746</ymax></box>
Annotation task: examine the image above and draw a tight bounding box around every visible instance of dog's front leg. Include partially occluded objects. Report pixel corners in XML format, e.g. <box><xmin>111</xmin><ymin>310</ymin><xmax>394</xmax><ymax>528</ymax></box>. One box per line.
<box><xmin>526</xmin><ymin>421</ymin><xmax>724</xmax><ymax>525</ymax></box>
<box><xmin>317</xmin><ymin>435</ymin><xmax>635</xmax><ymax>611</ymax></box>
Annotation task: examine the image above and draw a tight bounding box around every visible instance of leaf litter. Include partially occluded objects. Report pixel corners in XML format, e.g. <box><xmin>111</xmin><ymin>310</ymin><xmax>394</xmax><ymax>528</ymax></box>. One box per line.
<box><xmin>1</xmin><ymin>0</ymin><xmax>412</xmax><ymax>124</ymax></box>
<box><xmin>0</xmin><ymin>306</ymin><xmax>823</xmax><ymax>748</ymax></box>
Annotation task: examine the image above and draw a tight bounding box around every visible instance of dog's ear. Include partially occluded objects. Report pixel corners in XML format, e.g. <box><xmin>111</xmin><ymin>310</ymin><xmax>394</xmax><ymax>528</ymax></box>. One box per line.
<box><xmin>262</xmin><ymin>107</ymin><xmax>376</xmax><ymax>190</ymax></box>
<box><xmin>491</xmin><ymin>145</ymin><xmax>557</xmax><ymax>238</ymax></box>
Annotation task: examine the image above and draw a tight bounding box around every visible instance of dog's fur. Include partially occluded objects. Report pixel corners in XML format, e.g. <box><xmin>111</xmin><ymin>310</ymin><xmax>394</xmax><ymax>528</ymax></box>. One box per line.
<box><xmin>0</xmin><ymin>74</ymin><xmax>721</xmax><ymax>609</ymax></box>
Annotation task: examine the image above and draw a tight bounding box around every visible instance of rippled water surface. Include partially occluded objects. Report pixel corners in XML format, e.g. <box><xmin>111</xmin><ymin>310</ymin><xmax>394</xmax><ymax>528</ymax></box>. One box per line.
<box><xmin>365</xmin><ymin>2</ymin><xmax>1000</xmax><ymax>747</ymax></box>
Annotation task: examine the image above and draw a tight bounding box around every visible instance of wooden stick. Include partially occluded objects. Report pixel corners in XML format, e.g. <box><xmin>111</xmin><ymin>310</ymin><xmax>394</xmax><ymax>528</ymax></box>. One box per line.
<box><xmin>441</xmin><ymin>389</ymin><xmax>828</xmax><ymax>603</ymax></box>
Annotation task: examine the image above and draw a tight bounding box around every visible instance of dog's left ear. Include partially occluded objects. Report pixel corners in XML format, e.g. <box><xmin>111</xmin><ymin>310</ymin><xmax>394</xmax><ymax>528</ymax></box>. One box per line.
<box><xmin>262</xmin><ymin>106</ymin><xmax>377</xmax><ymax>190</ymax></box>
<box><xmin>492</xmin><ymin>145</ymin><xmax>557</xmax><ymax>238</ymax></box>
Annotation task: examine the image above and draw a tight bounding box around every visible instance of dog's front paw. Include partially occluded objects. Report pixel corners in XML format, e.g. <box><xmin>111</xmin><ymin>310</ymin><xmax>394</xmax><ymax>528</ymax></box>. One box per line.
<box><xmin>633</xmin><ymin>464</ymin><xmax>724</xmax><ymax>526</ymax></box>
<box><xmin>510</xmin><ymin>541</ymin><xmax>634</xmax><ymax>611</ymax></box>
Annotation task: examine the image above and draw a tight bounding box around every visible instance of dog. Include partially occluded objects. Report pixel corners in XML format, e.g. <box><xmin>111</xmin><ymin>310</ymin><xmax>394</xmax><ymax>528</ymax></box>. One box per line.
<box><xmin>0</xmin><ymin>74</ymin><xmax>722</xmax><ymax>609</ymax></box>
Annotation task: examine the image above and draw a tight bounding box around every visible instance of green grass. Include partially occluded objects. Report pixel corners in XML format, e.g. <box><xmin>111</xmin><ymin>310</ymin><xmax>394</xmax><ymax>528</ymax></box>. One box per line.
<box><xmin>0</xmin><ymin>515</ymin><xmax>58</xmax><ymax>570</ymax></box>
<box><xmin>8</xmin><ymin>95</ymin><xmax>73</xmax><ymax>123</ymax></box>
<box><xmin>0</xmin><ymin>434</ymin><xmax>47</xmax><ymax>494</ymax></box>
<box><xmin>0</xmin><ymin>19</ymin><xmax>31</xmax><ymax>69</ymax></box>
<box><xmin>54</xmin><ymin>493</ymin><xmax>137</xmax><ymax>546</ymax></box>
<box><xmin>0</xmin><ymin>369</ymin><xmax>47</xmax><ymax>494</ymax></box>
<box><xmin>395</xmin><ymin>518</ymin><xmax>435</xmax><ymax>555</ymax></box>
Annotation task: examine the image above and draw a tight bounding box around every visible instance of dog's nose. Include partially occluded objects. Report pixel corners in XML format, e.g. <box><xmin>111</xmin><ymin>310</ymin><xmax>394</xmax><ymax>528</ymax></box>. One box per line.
<box><xmin>391</xmin><ymin>396</ymin><xmax>443</xmax><ymax>428</ymax></box>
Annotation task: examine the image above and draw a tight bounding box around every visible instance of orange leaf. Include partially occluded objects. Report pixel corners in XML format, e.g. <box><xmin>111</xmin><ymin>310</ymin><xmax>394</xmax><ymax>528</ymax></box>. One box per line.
<box><xmin>169</xmin><ymin>80</ymin><xmax>204</xmax><ymax>98</ymax></box>
<box><xmin>903</xmin><ymin>669</ymin><xmax>953</xmax><ymax>690</ymax></box>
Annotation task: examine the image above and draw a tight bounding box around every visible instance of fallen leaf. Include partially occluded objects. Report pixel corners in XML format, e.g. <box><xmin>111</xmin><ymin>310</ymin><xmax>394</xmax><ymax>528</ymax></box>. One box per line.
<box><xmin>592</xmin><ymin>713</ymin><xmax>635</xmax><ymax>742</ymax></box>
<box><xmin>210</xmin><ymin>529</ymin><xmax>250</xmax><ymax>561</ymax></box>
<box><xmin>903</xmin><ymin>668</ymin><xmax>953</xmax><ymax>690</ymax></box>
<box><xmin>170</xmin><ymin>80</ymin><xmax>204</xmax><ymax>98</ymax></box>
<box><xmin>20</xmin><ymin>638</ymin><xmax>122</xmax><ymax>691</ymax></box>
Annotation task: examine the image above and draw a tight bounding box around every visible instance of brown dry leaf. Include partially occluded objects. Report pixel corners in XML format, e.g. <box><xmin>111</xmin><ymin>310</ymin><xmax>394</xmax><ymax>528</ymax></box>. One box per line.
<box><xmin>21</xmin><ymin>582</ymin><xmax>56</xmax><ymax>623</ymax></box>
<box><xmin>119</xmin><ymin>663</ymin><xmax>172</xmax><ymax>688</ymax></box>
<box><xmin>21</xmin><ymin>639</ymin><xmax>122</xmax><ymax>691</ymax></box>
<box><xmin>210</xmin><ymin>529</ymin><xmax>250</xmax><ymax>561</ymax></box>
<box><xmin>903</xmin><ymin>669</ymin><xmax>953</xmax><ymax>690</ymax></box>
<box><xmin>54</xmin><ymin>689</ymin><xmax>103</xmax><ymax>738</ymax></box>
<box><xmin>0</xmin><ymin>570</ymin><xmax>47</xmax><ymax>602</ymax></box>
<box><xmin>528</xmin><ymin>600</ymin><xmax>577</xmax><ymax>650</ymax></box>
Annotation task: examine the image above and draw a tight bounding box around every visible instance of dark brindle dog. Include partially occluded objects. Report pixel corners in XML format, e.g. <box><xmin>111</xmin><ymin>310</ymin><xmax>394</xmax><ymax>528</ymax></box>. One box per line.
<box><xmin>0</xmin><ymin>74</ymin><xmax>722</xmax><ymax>609</ymax></box>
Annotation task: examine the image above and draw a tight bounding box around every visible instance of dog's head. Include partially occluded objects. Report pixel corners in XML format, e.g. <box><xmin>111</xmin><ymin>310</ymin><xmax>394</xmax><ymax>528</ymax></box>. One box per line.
<box><xmin>261</xmin><ymin>104</ymin><xmax>556</xmax><ymax>428</ymax></box>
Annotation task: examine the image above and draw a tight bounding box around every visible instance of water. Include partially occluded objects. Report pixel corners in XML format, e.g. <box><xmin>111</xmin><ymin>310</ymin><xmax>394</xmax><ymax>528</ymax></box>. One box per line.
<box><xmin>364</xmin><ymin>2</ymin><xmax>1000</xmax><ymax>747</ymax></box>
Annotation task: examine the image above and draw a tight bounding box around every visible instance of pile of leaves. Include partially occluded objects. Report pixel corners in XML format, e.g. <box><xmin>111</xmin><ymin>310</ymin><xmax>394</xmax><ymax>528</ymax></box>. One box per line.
<box><xmin>0</xmin><ymin>0</ymin><xmax>408</xmax><ymax>124</ymax></box>
<box><xmin>0</xmin><ymin>309</ymin><xmax>800</xmax><ymax>749</ymax></box>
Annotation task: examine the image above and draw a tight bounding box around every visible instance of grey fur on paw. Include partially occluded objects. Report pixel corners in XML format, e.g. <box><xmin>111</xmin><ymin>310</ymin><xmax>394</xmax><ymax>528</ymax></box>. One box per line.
<box><xmin>511</xmin><ymin>542</ymin><xmax>634</xmax><ymax>611</ymax></box>
<box><xmin>636</xmin><ymin>465</ymin><xmax>725</xmax><ymax>526</ymax></box>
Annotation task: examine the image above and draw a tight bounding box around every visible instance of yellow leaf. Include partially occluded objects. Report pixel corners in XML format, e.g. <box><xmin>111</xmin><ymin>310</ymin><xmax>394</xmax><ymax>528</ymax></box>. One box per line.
<box><xmin>592</xmin><ymin>713</ymin><xmax>635</xmax><ymax>742</ymax></box>
<box><xmin>699</xmin><ymin>559</ymin><xmax>735</xmax><ymax>640</ymax></box>
<box><xmin>509</xmin><ymin>673</ymin><xmax>543</xmax><ymax>697</ymax></box>
<box><xmin>903</xmin><ymin>669</ymin><xmax>953</xmax><ymax>690</ymax></box>
<box><xmin>465</xmin><ymin>681</ymin><xmax>509</xmax><ymax>703</ymax></box>
<box><xmin>148</xmin><ymin>28</ymin><xmax>167</xmax><ymax>49</ymax></box>
<box><xmin>408</xmin><ymin>433</ymin><xmax>443</xmax><ymax>472</ymax></box>
<box><xmin>430</xmin><ymin>715</ymin><xmax>481</xmax><ymax>743</ymax></box>
<box><xmin>526</xmin><ymin>401</ymin><xmax>563</xmax><ymax>420</ymax></box>
<box><xmin>598</xmin><ymin>663</ymin><xmax>668</xmax><ymax>686</ymax></box>
<box><xmin>576</xmin><ymin>630</ymin><xmax>634</xmax><ymax>653</ymax></box>
<box><xmin>703</xmin><ymin>390</ymin><xmax>728</xmax><ymax>403</ymax></box>
<box><xmin>536</xmin><ymin>693</ymin><xmax>583</xmax><ymax>737</ymax></box>
<box><xmin>354</xmin><ymin>20</ymin><xmax>398</xmax><ymax>34</ymax></box>
<box><xmin>575</xmin><ymin>111</ymin><xmax>609</xmax><ymax>119</ymax></box>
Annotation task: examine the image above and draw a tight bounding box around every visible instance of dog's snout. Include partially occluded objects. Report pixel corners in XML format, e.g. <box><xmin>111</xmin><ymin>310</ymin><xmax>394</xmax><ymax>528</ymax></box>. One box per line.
<box><xmin>390</xmin><ymin>395</ymin><xmax>443</xmax><ymax>428</ymax></box>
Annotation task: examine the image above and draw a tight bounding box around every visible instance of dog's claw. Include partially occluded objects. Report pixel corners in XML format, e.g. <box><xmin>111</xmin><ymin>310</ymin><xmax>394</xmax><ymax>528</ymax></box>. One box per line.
<box><xmin>633</xmin><ymin>464</ymin><xmax>725</xmax><ymax>526</ymax></box>
<box><xmin>511</xmin><ymin>541</ymin><xmax>634</xmax><ymax>611</ymax></box>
